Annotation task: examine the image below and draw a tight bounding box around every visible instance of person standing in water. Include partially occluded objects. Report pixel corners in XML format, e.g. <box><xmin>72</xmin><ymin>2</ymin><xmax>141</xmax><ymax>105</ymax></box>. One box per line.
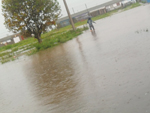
<box><xmin>87</xmin><ymin>17</ymin><xmax>96</xmax><ymax>31</ymax></box>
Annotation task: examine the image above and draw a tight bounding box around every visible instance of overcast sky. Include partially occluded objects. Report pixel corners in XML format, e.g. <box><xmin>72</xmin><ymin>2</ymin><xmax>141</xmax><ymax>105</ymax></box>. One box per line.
<box><xmin>0</xmin><ymin>0</ymin><xmax>110</xmax><ymax>39</ymax></box>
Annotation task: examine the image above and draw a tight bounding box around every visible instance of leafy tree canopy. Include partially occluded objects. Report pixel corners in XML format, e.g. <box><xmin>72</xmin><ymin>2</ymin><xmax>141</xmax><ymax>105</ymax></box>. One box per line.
<box><xmin>2</xmin><ymin>0</ymin><xmax>61</xmax><ymax>43</ymax></box>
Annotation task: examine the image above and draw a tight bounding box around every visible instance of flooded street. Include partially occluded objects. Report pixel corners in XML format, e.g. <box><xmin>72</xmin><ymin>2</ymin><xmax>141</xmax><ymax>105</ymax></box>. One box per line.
<box><xmin>1</xmin><ymin>4</ymin><xmax>150</xmax><ymax>113</ymax></box>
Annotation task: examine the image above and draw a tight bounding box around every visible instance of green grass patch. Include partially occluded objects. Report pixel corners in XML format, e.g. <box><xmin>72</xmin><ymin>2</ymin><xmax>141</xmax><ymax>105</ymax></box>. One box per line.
<box><xmin>0</xmin><ymin>27</ymin><xmax>88</xmax><ymax>64</ymax></box>
<box><xmin>123</xmin><ymin>3</ymin><xmax>141</xmax><ymax>11</ymax></box>
<box><xmin>0</xmin><ymin>38</ymin><xmax>35</xmax><ymax>52</ymax></box>
<box><xmin>33</xmin><ymin>27</ymin><xmax>88</xmax><ymax>52</ymax></box>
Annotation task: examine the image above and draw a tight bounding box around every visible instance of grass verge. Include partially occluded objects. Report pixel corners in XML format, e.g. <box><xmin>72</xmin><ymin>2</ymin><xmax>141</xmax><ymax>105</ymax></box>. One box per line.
<box><xmin>33</xmin><ymin>27</ymin><xmax>88</xmax><ymax>52</ymax></box>
<box><xmin>0</xmin><ymin>26</ymin><xmax>88</xmax><ymax>64</ymax></box>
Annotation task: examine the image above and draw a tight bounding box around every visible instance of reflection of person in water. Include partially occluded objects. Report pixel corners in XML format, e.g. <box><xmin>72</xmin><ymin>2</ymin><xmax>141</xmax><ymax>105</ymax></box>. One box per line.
<box><xmin>91</xmin><ymin>30</ymin><xmax>97</xmax><ymax>37</ymax></box>
<box><xmin>87</xmin><ymin>17</ymin><xmax>96</xmax><ymax>31</ymax></box>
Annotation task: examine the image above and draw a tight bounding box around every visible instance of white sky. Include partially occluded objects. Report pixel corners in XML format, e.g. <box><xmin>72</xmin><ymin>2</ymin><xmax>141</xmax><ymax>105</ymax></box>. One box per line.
<box><xmin>0</xmin><ymin>0</ymin><xmax>110</xmax><ymax>38</ymax></box>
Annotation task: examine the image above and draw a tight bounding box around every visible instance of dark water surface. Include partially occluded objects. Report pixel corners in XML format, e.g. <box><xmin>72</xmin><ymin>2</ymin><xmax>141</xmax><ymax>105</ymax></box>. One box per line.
<box><xmin>1</xmin><ymin>4</ymin><xmax>150</xmax><ymax>113</ymax></box>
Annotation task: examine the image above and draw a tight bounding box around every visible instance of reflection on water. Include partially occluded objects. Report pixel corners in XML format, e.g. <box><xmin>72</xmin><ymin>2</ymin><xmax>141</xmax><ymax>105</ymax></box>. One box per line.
<box><xmin>23</xmin><ymin>38</ymin><xmax>101</xmax><ymax>113</ymax></box>
<box><xmin>76</xmin><ymin>38</ymin><xmax>87</xmax><ymax>64</ymax></box>
<box><xmin>91</xmin><ymin>31</ymin><xmax>97</xmax><ymax>37</ymax></box>
<box><xmin>91</xmin><ymin>31</ymin><xmax>98</xmax><ymax>40</ymax></box>
<box><xmin>25</xmin><ymin>45</ymin><xmax>78</xmax><ymax>109</ymax></box>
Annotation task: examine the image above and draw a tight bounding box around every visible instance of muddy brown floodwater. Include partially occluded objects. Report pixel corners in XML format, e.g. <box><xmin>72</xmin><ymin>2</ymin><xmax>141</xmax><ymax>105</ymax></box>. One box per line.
<box><xmin>1</xmin><ymin>4</ymin><xmax>150</xmax><ymax>113</ymax></box>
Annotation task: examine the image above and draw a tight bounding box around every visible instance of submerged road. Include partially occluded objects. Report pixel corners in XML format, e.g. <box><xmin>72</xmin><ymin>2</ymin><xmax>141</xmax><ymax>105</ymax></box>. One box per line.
<box><xmin>0</xmin><ymin>4</ymin><xmax>150</xmax><ymax>113</ymax></box>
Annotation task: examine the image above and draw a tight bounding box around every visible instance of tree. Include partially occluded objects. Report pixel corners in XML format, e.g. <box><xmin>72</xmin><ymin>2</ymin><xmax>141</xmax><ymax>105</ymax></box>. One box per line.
<box><xmin>2</xmin><ymin>0</ymin><xmax>61</xmax><ymax>43</ymax></box>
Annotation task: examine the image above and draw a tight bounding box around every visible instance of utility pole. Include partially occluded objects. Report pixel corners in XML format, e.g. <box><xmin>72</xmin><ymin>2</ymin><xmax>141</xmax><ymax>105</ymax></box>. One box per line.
<box><xmin>72</xmin><ymin>8</ymin><xmax>75</xmax><ymax>14</ymax></box>
<box><xmin>85</xmin><ymin>4</ymin><xmax>90</xmax><ymax>16</ymax></box>
<box><xmin>63</xmin><ymin>0</ymin><xmax>76</xmax><ymax>31</ymax></box>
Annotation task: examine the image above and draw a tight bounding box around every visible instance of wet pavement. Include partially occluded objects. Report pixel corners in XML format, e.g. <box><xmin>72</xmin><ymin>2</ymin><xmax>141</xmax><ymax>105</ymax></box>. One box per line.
<box><xmin>1</xmin><ymin>4</ymin><xmax>150</xmax><ymax>113</ymax></box>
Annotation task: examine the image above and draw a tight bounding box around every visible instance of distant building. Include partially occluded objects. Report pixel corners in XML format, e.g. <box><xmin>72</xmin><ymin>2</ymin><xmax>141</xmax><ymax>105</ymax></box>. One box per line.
<box><xmin>57</xmin><ymin>0</ymin><xmax>122</xmax><ymax>28</ymax></box>
<box><xmin>0</xmin><ymin>34</ymin><xmax>24</xmax><ymax>47</ymax></box>
<box><xmin>140</xmin><ymin>0</ymin><xmax>150</xmax><ymax>2</ymax></box>
<box><xmin>90</xmin><ymin>7</ymin><xmax>107</xmax><ymax>17</ymax></box>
